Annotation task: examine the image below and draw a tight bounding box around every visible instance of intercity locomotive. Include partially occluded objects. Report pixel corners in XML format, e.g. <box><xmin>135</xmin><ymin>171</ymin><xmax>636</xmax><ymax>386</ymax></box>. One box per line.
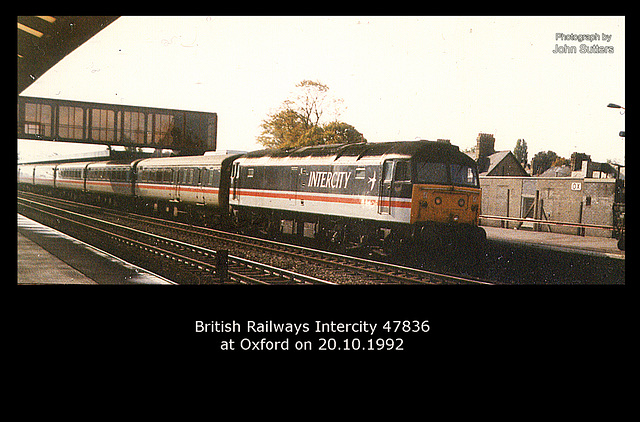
<box><xmin>229</xmin><ymin>140</ymin><xmax>485</xmax><ymax>256</ymax></box>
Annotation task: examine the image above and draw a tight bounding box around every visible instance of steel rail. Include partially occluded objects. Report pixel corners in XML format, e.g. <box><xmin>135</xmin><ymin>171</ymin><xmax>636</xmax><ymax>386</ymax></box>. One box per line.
<box><xmin>18</xmin><ymin>190</ymin><xmax>492</xmax><ymax>285</ymax></box>
<box><xmin>18</xmin><ymin>196</ymin><xmax>336</xmax><ymax>285</ymax></box>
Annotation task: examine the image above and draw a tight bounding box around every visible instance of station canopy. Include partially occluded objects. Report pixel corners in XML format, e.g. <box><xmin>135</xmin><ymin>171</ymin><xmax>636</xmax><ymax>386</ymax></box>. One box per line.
<box><xmin>18</xmin><ymin>16</ymin><xmax>119</xmax><ymax>94</ymax></box>
<box><xmin>18</xmin><ymin>16</ymin><xmax>217</xmax><ymax>155</ymax></box>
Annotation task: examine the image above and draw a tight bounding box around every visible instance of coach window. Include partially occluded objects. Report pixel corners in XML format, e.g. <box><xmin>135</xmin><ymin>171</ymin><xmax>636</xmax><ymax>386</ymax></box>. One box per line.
<box><xmin>192</xmin><ymin>168</ymin><xmax>200</xmax><ymax>186</ymax></box>
<box><xmin>186</xmin><ymin>168</ymin><xmax>193</xmax><ymax>185</ymax></box>
<box><xmin>247</xmin><ymin>168</ymin><xmax>255</xmax><ymax>178</ymax></box>
<box><xmin>180</xmin><ymin>168</ymin><xmax>188</xmax><ymax>185</ymax></box>
<box><xmin>163</xmin><ymin>169</ymin><xmax>172</xmax><ymax>184</ymax></box>
<box><xmin>201</xmin><ymin>168</ymin><xmax>210</xmax><ymax>186</ymax></box>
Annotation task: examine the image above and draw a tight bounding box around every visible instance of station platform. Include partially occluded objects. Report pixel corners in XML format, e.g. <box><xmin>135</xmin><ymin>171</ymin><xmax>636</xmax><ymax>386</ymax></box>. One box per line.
<box><xmin>17</xmin><ymin>214</ymin><xmax>175</xmax><ymax>285</ymax></box>
<box><xmin>483</xmin><ymin>225</ymin><xmax>624</xmax><ymax>259</ymax></box>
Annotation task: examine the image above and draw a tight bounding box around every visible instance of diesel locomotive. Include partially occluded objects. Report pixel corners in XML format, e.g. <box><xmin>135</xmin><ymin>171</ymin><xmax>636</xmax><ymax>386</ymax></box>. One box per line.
<box><xmin>230</xmin><ymin>140</ymin><xmax>485</xmax><ymax>255</ymax></box>
<box><xmin>18</xmin><ymin>140</ymin><xmax>486</xmax><ymax>262</ymax></box>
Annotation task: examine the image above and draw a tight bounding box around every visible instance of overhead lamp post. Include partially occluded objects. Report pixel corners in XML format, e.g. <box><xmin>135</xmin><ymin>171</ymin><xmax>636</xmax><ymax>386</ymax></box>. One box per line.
<box><xmin>607</xmin><ymin>103</ymin><xmax>625</xmax><ymax>137</ymax></box>
<box><xmin>607</xmin><ymin>103</ymin><xmax>625</xmax><ymax>113</ymax></box>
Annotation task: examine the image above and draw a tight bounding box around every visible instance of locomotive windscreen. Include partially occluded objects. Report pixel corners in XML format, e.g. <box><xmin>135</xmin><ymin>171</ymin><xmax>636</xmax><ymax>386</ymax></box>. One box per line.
<box><xmin>450</xmin><ymin>163</ymin><xmax>479</xmax><ymax>187</ymax></box>
<box><xmin>415</xmin><ymin>160</ymin><xmax>479</xmax><ymax>188</ymax></box>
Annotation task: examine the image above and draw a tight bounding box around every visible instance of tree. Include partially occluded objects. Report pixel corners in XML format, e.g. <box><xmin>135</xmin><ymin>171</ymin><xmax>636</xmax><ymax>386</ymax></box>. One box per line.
<box><xmin>257</xmin><ymin>80</ymin><xmax>365</xmax><ymax>149</ymax></box>
<box><xmin>284</xmin><ymin>80</ymin><xmax>337</xmax><ymax>129</ymax></box>
<box><xmin>551</xmin><ymin>156</ymin><xmax>570</xmax><ymax>167</ymax></box>
<box><xmin>531</xmin><ymin>150</ymin><xmax>558</xmax><ymax>175</ymax></box>
<box><xmin>257</xmin><ymin>109</ymin><xmax>308</xmax><ymax>149</ymax></box>
<box><xmin>321</xmin><ymin>121</ymin><xmax>366</xmax><ymax>145</ymax></box>
<box><xmin>513</xmin><ymin>139</ymin><xmax>528</xmax><ymax>165</ymax></box>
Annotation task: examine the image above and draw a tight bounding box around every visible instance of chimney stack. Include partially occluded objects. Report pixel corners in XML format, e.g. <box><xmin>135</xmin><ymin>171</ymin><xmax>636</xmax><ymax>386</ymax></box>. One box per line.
<box><xmin>476</xmin><ymin>133</ymin><xmax>495</xmax><ymax>172</ymax></box>
<box><xmin>477</xmin><ymin>133</ymin><xmax>496</xmax><ymax>159</ymax></box>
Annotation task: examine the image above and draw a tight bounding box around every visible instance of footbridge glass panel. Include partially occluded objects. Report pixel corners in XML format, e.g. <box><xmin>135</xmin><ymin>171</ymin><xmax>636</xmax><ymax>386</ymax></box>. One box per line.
<box><xmin>18</xmin><ymin>95</ymin><xmax>217</xmax><ymax>154</ymax></box>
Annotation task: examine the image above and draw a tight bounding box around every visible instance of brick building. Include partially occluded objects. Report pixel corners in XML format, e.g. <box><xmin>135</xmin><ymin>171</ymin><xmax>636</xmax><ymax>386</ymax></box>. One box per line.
<box><xmin>467</xmin><ymin>133</ymin><xmax>622</xmax><ymax>238</ymax></box>
<box><xmin>479</xmin><ymin>175</ymin><xmax>617</xmax><ymax>237</ymax></box>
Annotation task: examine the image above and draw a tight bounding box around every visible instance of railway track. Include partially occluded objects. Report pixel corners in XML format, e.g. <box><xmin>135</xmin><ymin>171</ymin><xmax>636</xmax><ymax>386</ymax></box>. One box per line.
<box><xmin>18</xmin><ymin>193</ymin><xmax>335</xmax><ymax>285</ymax></box>
<box><xmin>18</xmin><ymin>190</ymin><xmax>494</xmax><ymax>285</ymax></box>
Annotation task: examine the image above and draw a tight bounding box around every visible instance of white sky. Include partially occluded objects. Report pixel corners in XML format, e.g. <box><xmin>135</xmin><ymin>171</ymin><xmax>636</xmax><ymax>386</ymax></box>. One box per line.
<box><xmin>19</xmin><ymin>16</ymin><xmax>625</xmax><ymax>163</ymax></box>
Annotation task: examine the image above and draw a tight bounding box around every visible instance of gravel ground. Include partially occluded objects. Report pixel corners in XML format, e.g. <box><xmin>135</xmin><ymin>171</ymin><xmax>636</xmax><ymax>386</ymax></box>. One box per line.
<box><xmin>105</xmin><ymin>214</ymin><xmax>376</xmax><ymax>285</ymax></box>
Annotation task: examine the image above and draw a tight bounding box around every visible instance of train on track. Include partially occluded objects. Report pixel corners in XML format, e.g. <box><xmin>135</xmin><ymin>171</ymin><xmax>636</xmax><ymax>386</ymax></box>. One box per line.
<box><xmin>18</xmin><ymin>140</ymin><xmax>486</xmax><ymax>264</ymax></box>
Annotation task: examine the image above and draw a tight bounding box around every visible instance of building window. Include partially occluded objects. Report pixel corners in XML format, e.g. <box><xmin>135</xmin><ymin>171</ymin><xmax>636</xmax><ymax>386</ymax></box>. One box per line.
<box><xmin>24</xmin><ymin>103</ymin><xmax>52</xmax><ymax>137</ymax></box>
<box><xmin>91</xmin><ymin>109</ymin><xmax>116</xmax><ymax>141</ymax></box>
<box><xmin>207</xmin><ymin>116</ymin><xmax>216</xmax><ymax>146</ymax></box>
<box><xmin>121</xmin><ymin>111</ymin><xmax>146</xmax><ymax>143</ymax></box>
<box><xmin>153</xmin><ymin>114</ymin><xmax>175</xmax><ymax>145</ymax></box>
<box><xmin>58</xmin><ymin>106</ymin><xmax>85</xmax><ymax>139</ymax></box>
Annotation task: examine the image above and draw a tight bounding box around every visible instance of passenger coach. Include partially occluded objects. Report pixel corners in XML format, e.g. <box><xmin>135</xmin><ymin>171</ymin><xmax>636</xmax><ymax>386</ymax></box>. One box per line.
<box><xmin>135</xmin><ymin>153</ymin><xmax>241</xmax><ymax>221</ymax></box>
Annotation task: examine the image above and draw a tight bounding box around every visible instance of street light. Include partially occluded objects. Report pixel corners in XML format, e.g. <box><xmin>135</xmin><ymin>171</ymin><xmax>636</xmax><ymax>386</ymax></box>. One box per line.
<box><xmin>608</xmin><ymin>103</ymin><xmax>625</xmax><ymax>115</ymax></box>
<box><xmin>607</xmin><ymin>103</ymin><xmax>625</xmax><ymax>137</ymax></box>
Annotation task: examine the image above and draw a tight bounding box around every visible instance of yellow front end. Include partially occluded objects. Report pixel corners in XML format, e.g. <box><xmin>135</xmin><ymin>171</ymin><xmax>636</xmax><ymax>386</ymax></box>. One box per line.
<box><xmin>410</xmin><ymin>184</ymin><xmax>481</xmax><ymax>226</ymax></box>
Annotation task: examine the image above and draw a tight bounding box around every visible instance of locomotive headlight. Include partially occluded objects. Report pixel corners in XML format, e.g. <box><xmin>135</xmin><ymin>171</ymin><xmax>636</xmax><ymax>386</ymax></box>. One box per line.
<box><xmin>434</xmin><ymin>197</ymin><xmax>442</xmax><ymax>205</ymax></box>
<box><xmin>458</xmin><ymin>198</ymin><xmax>465</xmax><ymax>207</ymax></box>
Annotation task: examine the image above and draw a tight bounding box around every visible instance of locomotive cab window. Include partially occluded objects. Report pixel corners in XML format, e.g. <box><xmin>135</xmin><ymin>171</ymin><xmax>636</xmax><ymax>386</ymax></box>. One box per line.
<box><xmin>382</xmin><ymin>161</ymin><xmax>394</xmax><ymax>182</ymax></box>
<box><xmin>395</xmin><ymin>160</ymin><xmax>411</xmax><ymax>182</ymax></box>
<box><xmin>415</xmin><ymin>162</ymin><xmax>448</xmax><ymax>185</ymax></box>
<box><xmin>393</xmin><ymin>160</ymin><xmax>412</xmax><ymax>196</ymax></box>
<box><xmin>450</xmin><ymin>164</ymin><xmax>479</xmax><ymax>187</ymax></box>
